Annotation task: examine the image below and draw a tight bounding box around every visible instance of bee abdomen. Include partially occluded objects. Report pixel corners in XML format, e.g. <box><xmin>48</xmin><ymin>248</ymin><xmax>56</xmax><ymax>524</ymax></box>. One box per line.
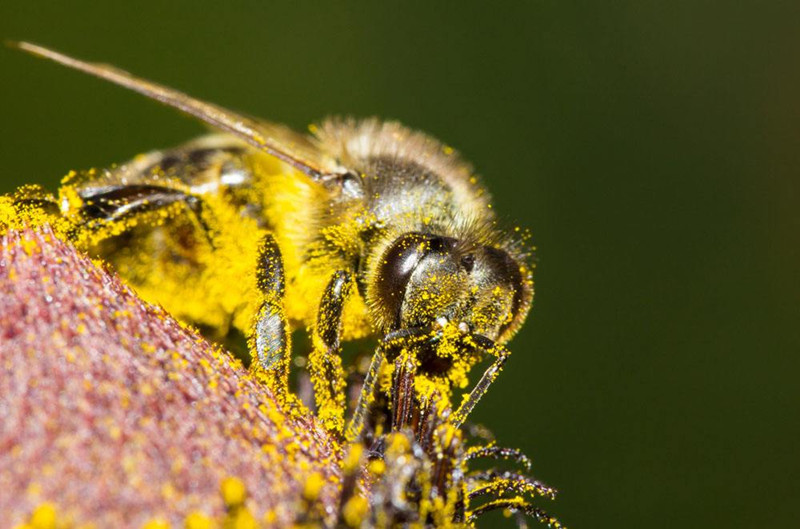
<box><xmin>136</xmin><ymin>138</ymin><xmax>251</xmax><ymax>195</ymax></box>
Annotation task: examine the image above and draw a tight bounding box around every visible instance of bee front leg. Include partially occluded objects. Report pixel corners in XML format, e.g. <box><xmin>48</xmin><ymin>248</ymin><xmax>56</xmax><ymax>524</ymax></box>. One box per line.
<box><xmin>391</xmin><ymin>349</ymin><xmax>417</xmax><ymax>431</ymax></box>
<box><xmin>250</xmin><ymin>234</ymin><xmax>291</xmax><ymax>397</ymax></box>
<box><xmin>309</xmin><ymin>270</ymin><xmax>353</xmax><ymax>439</ymax></box>
<box><xmin>346</xmin><ymin>327</ymin><xmax>432</xmax><ymax>443</ymax></box>
<box><xmin>451</xmin><ymin>337</ymin><xmax>511</xmax><ymax>428</ymax></box>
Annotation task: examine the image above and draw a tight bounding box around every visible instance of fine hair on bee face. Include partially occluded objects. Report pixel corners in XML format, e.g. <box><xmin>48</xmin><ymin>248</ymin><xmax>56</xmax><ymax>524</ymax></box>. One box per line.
<box><xmin>4</xmin><ymin>42</ymin><xmax>561</xmax><ymax>527</ymax></box>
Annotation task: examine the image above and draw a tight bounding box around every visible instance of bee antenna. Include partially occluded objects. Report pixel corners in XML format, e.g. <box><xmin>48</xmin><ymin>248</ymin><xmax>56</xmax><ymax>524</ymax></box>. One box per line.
<box><xmin>10</xmin><ymin>41</ymin><xmax>327</xmax><ymax>180</ymax></box>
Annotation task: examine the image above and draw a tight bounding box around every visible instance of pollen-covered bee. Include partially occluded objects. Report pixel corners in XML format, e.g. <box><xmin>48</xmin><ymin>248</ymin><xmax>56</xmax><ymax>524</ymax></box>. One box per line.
<box><xmin>3</xmin><ymin>43</ymin><xmax>559</xmax><ymax>527</ymax></box>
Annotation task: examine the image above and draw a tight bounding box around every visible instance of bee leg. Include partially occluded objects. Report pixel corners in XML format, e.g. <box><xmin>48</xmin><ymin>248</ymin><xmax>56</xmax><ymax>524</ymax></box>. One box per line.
<box><xmin>467</xmin><ymin>471</ymin><xmax>557</xmax><ymax>501</ymax></box>
<box><xmin>9</xmin><ymin>186</ymin><xmax>61</xmax><ymax>216</ymax></box>
<box><xmin>73</xmin><ymin>184</ymin><xmax>213</xmax><ymax>243</ymax></box>
<box><xmin>345</xmin><ymin>344</ymin><xmax>385</xmax><ymax>442</ymax></box>
<box><xmin>3</xmin><ymin>186</ymin><xmax>68</xmax><ymax>235</ymax></box>
<box><xmin>451</xmin><ymin>337</ymin><xmax>511</xmax><ymax>428</ymax></box>
<box><xmin>465</xmin><ymin>445</ymin><xmax>533</xmax><ymax>472</ymax></box>
<box><xmin>391</xmin><ymin>349</ymin><xmax>417</xmax><ymax>431</ymax></box>
<box><xmin>345</xmin><ymin>327</ymin><xmax>432</xmax><ymax>442</ymax></box>
<box><xmin>431</xmin><ymin>421</ymin><xmax>467</xmax><ymax>523</ymax></box>
<box><xmin>308</xmin><ymin>270</ymin><xmax>353</xmax><ymax>439</ymax></box>
<box><xmin>467</xmin><ymin>499</ymin><xmax>562</xmax><ymax>528</ymax></box>
<box><xmin>67</xmin><ymin>184</ymin><xmax>213</xmax><ymax>246</ymax></box>
<box><xmin>250</xmin><ymin>234</ymin><xmax>291</xmax><ymax>396</ymax></box>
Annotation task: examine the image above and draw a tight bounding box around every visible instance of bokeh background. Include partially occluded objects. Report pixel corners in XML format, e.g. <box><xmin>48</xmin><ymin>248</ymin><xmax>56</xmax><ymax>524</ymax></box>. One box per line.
<box><xmin>1</xmin><ymin>2</ymin><xmax>797</xmax><ymax>527</ymax></box>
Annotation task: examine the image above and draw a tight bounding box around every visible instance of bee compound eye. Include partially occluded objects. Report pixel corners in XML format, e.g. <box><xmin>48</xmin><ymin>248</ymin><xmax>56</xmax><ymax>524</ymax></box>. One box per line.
<box><xmin>374</xmin><ymin>233</ymin><xmax>459</xmax><ymax>329</ymax></box>
<box><xmin>483</xmin><ymin>246</ymin><xmax>529</xmax><ymax>340</ymax></box>
<box><xmin>375</xmin><ymin>234</ymin><xmax>429</xmax><ymax>326</ymax></box>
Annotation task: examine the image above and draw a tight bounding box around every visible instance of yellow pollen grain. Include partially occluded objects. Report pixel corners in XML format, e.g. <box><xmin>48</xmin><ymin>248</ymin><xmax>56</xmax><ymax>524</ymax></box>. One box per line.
<box><xmin>220</xmin><ymin>476</ymin><xmax>247</xmax><ymax>508</ymax></box>
<box><xmin>302</xmin><ymin>471</ymin><xmax>325</xmax><ymax>501</ymax></box>
<box><xmin>184</xmin><ymin>512</ymin><xmax>213</xmax><ymax>529</ymax></box>
<box><xmin>28</xmin><ymin>503</ymin><xmax>57</xmax><ymax>529</ymax></box>
<box><xmin>367</xmin><ymin>459</ymin><xmax>385</xmax><ymax>476</ymax></box>
<box><xmin>342</xmin><ymin>496</ymin><xmax>369</xmax><ymax>527</ymax></box>
<box><xmin>141</xmin><ymin>520</ymin><xmax>170</xmax><ymax>529</ymax></box>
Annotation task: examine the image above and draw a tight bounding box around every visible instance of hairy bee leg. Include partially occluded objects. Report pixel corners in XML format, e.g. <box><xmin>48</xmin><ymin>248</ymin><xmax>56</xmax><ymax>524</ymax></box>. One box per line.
<box><xmin>465</xmin><ymin>445</ymin><xmax>533</xmax><ymax>471</ymax></box>
<box><xmin>73</xmin><ymin>184</ymin><xmax>214</xmax><ymax>243</ymax></box>
<box><xmin>345</xmin><ymin>345</ymin><xmax>385</xmax><ymax>442</ymax></box>
<box><xmin>467</xmin><ymin>498</ymin><xmax>561</xmax><ymax>527</ymax></box>
<box><xmin>451</xmin><ymin>337</ymin><xmax>511</xmax><ymax>428</ymax></box>
<box><xmin>345</xmin><ymin>327</ymin><xmax>433</xmax><ymax>442</ymax></box>
<box><xmin>78</xmin><ymin>184</ymin><xmax>200</xmax><ymax>221</ymax></box>
<box><xmin>250</xmin><ymin>234</ymin><xmax>291</xmax><ymax>395</ymax></box>
<box><xmin>429</xmin><ymin>421</ymin><xmax>466</xmax><ymax>505</ymax></box>
<box><xmin>391</xmin><ymin>350</ymin><xmax>417</xmax><ymax>431</ymax></box>
<box><xmin>11</xmin><ymin>198</ymin><xmax>60</xmax><ymax>216</ymax></box>
<box><xmin>308</xmin><ymin>270</ymin><xmax>353</xmax><ymax>438</ymax></box>
<box><xmin>467</xmin><ymin>471</ymin><xmax>557</xmax><ymax>501</ymax></box>
<box><xmin>3</xmin><ymin>192</ymin><xmax>66</xmax><ymax>235</ymax></box>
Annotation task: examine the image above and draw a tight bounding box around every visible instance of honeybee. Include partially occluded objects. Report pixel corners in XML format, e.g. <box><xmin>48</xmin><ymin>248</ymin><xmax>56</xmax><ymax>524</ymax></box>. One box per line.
<box><xmin>5</xmin><ymin>43</ymin><xmax>559</xmax><ymax>527</ymax></box>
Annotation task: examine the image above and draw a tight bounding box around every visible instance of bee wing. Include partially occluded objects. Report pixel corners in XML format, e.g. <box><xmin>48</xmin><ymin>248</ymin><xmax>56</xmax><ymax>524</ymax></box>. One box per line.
<box><xmin>11</xmin><ymin>41</ymin><xmax>333</xmax><ymax>180</ymax></box>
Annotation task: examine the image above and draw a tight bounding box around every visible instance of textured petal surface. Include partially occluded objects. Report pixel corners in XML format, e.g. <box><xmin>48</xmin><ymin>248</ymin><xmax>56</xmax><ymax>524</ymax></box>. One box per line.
<box><xmin>0</xmin><ymin>227</ymin><xmax>339</xmax><ymax>527</ymax></box>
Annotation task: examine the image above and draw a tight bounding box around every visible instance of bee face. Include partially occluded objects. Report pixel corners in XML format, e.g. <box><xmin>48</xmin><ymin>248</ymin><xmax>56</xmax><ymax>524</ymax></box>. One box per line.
<box><xmin>369</xmin><ymin>232</ymin><xmax>531</xmax><ymax>342</ymax></box>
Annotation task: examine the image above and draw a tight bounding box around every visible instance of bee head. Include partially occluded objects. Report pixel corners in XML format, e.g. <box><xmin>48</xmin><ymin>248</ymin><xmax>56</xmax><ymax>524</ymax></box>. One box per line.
<box><xmin>368</xmin><ymin>232</ymin><xmax>532</xmax><ymax>343</ymax></box>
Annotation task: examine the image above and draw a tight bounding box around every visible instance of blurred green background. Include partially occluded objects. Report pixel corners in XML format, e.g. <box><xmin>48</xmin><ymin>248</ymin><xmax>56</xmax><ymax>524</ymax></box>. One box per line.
<box><xmin>1</xmin><ymin>2</ymin><xmax>797</xmax><ymax>527</ymax></box>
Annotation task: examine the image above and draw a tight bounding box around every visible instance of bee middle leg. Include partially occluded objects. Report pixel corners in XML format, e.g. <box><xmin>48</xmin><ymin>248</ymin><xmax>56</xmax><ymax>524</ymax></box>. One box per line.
<box><xmin>308</xmin><ymin>270</ymin><xmax>354</xmax><ymax>439</ymax></box>
<box><xmin>76</xmin><ymin>185</ymin><xmax>295</xmax><ymax>398</ymax></box>
<box><xmin>250</xmin><ymin>234</ymin><xmax>291</xmax><ymax>397</ymax></box>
